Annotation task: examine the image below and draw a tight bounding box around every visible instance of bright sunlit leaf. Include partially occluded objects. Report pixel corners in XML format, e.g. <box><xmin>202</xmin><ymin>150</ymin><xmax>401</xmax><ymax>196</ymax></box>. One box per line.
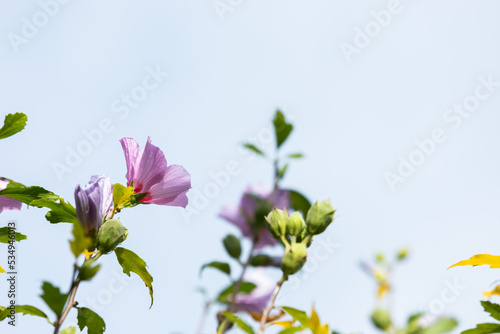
<box><xmin>449</xmin><ymin>254</ymin><xmax>500</xmax><ymax>269</ymax></box>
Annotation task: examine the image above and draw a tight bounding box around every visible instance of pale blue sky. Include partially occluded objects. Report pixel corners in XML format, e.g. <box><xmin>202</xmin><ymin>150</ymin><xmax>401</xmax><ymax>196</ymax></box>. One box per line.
<box><xmin>1</xmin><ymin>1</ymin><xmax>500</xmax><ymax>333</ymax></box>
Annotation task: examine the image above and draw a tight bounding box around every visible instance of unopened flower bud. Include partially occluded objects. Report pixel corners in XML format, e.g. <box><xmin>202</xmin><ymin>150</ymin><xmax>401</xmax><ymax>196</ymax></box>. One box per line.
<box><xmin>397</xmin><ymin>248</ymin><xmax>409</xmax><ymax>261</ymax></box>
<box><xmin>97</xmin><ymin>219</ymin><xmax>128</xmax><ymax>254</ymax></box>
<box><xmin>265</xmin><ymin>208</ymin><xmax>289</xmax><ymax>238</ymax></box>
<box><xmin>281</xmin><ymin>243</ymin><xmax>307</xmax><ymax>276</ymax></box>
<box><xmin>305</xmin><ymin>200</ymin><xmax>335</xmax><ymax>235</ymax></box>
<box><xmin>287</xmin><ymin>212</ymin><xmax>305</xmax><ymax>236</ymax></box>
<box><xmin>371</xmin><ymin>308</ymin><xmax>392</xmax><ymax>330</ymax></box>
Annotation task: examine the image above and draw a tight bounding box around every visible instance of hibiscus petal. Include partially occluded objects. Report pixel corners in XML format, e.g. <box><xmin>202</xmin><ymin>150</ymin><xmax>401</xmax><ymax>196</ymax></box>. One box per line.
<box><xmin>0</xmin><ymin>197</ymin><xmax>22</xmax><ymax>213</ymax></box>
<box><xmin>135</xmin><ymin>138</ymin><xmax>168</xmax><ymax>192</ymax></box>
<box><xmin>219</xmin><ymin>205</ymin><xmax>252</xmax><ymax>237</ymax></box>
<box><xmin>146</xmin><ymin>165</ymin><xmax>191</xmax><ymax>207</ymax></box>
<box><xmin>120</xmin><ymin>138</ymin><xmax>140</xmax><ymax>186</ymax></box>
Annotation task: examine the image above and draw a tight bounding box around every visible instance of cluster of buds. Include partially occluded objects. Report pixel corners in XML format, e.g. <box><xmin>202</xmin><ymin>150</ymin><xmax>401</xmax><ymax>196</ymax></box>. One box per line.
<box><xmin>265</xmin><ymin>200</ymin><xmax>335</xmax><ymax>276</ymax></box>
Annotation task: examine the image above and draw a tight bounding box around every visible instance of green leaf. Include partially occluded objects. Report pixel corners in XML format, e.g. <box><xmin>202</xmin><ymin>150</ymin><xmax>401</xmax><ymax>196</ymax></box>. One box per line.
<box><xmin>281</xmin><ymin>307</ymin><xmax>309</xmax><ymax>327</ymax></box>
<box><xmin>0</xmin><ymin>113</ymin><xmax>27</xmax><ymax>140</ymax></box>
<box><xmin>250</xmin><ymin>254</ymin><xmax>274</xmax><ymax>267</ymax></box>
<box><xmin>278</xmin><ymin>327</ymin><xmax>306</xmax><ymax>334</ymax></box>
<box><xmin>31</xmin><ymin>198</ymin><xmax>78</xmax><ymax>224</ymax></box>
<box><xmin>462</xmin><ymin>323</ymin><xmax>500</xmax><ymax>334</ymax></box>
<box><xmin>0</xmin><ymin>226</ymin><xmax>27</xmax><ymax>243</ymax></box>
<box><xmin>223</xmin><ymin>235</ymin><xmax>242</xmax><ymax>260</ymax></box>
<box><xmin>79</xmin><ymin>260</ymin><xmax>101</xmax><ymax>281</ymax></box>
<box><xmin>216</xmin><ymin>282</ymin><xmax>256</xmax><ymax>304</ymax></box>
<box><xmin>421</xmin><ymin>317</ymin><xmax>458</xmax><ymax>334</ymax></box>
<box><xmin>77</xmin><ymin>307</ymin><xmax>106</xmax><ymax>334</ymax></box>
<box><xmin>70</xmin><ymin>221</ymin><xmax>92</xmax><ymax>258</ymax></box>
<box><xmin>287</xmin><ymin>153</ymin><xmax>304</xmax><ymax>159</ymax></box>
<box><xmin>200</xmin><ymin>261</ymin><xmax>231</xmax><ymax>277</ymax></box>
<box><xmin>222</xmin><ymin>312</ymin><xmax>255</xmax><ymax>334</ymax></box>
<box><xmin>278</xmin><ymin>163</ymin><xmax>289</xmax><ymax>180</ymax></box>
<box><xmin>0</xmin><ymin>186</ymin><xmax>59</xmax><ymax>205</ymax></box>
<box><xmin>273</xmin><ymin>110</ymin><xmax>293</xmax><ymax>148</ymax></box>
<box><xmin>115</xmin><ymin>247</ymin><xmax>154</xmax><ymax>308</ymax></box>
<box><xmin>40</xmin><ymin>282</ymin><xmax>68</xmax><ymax>317</ymax></box>
<box><xmin>60</xmin><ymin>327</ymin><xmax>76</xmax><ymax>334</ymax></box>
<box><xmin>243</xmin><ymin>143</ymin><xmax>265</xmax><ymax>157</ymax></box>
<box><xmin>0</xmin><ymin>305</ymin><xmax>51</xmax><ymax>323</ymax></box>
<box><xmin>482</xmin><ymin>301</ymin><xmax>500</xmax><ymax>321</ymax></box>
<box><xmin>112</xmin><ymin>183</ymin><xmax>135</xmax><ymax>209</ymax></box>
<box><xmin>288</xmin><ymin>190</ymin><xmax>311</xmax><ymax>215</ymax></box>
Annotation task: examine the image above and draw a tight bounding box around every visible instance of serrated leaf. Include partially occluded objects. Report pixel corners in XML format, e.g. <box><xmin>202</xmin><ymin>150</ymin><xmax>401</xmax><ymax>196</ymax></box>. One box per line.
<box><xmin>200</xmin><ymin>261</ymin><xmax>231</xmax><ymax>277</ymax></box>
<box><xmin>0</xmin><ymin>305</ymin><xmax>50</xmax><ymax>323</ymax></box>
<box><xmin>462</xmin><ymin>323</ymin><xmax>500</xmax><ymax>334</ymax></box>
<box><xmin>273</xmin><ymin>110</ymin><xmax>293</xmax><ymax>148</ymax></box>
<box><xmin>421</xmin><ymin>317</ymin><xmax>458</xmax><ymax>334</ymax></box>
<box><xmin>112</xmin><ymin>183</ymin><xmax>135</xmax><ymax>209</ymax></box>
<box><xmin>0</xmin><ymin>186</ymin><xmax>59</xmax><ymax>205</ymax></box>
<box><xmin>70</xmin><ymin>221</ymin><xmax>92</xmax><ymax>258</ymax></box>
<box><xmin>223</xmin><ymin>312</ymin><xmax>255</xmax><ymax>334</ymax></box>
<box><xmin>79</xmin><ymin>261</ymin><xmax>101</xmax><ymax>281</ymax></box>
<box><xmin>0</xmin><ymin>226</ymin><xmax>27</xmax><ymax>243</ymax></box>
<box><xmin>288</xmin><ymin>190</ymin><xmax>311</xmax><ymax>216</ymax></box>
<box><xmin>31</xmin><ymin>198</ymin><xmax>78</xmax><ymax>224</ymax></box>
<box><xmin>281</xmin><ymin>307</ymin><xmax>309</xmax><ymax>327</ymax></box>
<box><xmin>77</xmin><ymin>307</ymin><xmax>106</xmax><ymax>334</ymax></box>
<box><xmin>243</xmin><ymin>143</ymin><xmax>265</xmax><ymax>157</ymax></box>
<box><xmin>40</xmin><ymin>282</ymin><xmax>68</xmax><ymax>317</ymax></box>
<box><xmin>223</xmin><ymin>235</ymin><xmax>242</xmax><ymax>260</ymax></box>
<box><xmin>449</xmin><ymin>254</ymin><xmax>500</xmax><ymax>269</ymax></box>
<box><xmin>0</xmin><ymin>113</ymin><xmax>27</xmax><ymax>140</ymax></box>
<box><xmin>115</xmin><ymin>247</ymin><xmax>154</xmax><ymax>308</ymax></box>
<box><xmin>482</xmin><ymin>301</ymin><xmax>500</xmax><ymax>321</ymax></box>
<box><xmin>61</xmin><ymin>327</ymin><xmax>76</xmax><ymax>334</ymax></box>
<box><xmin>216</xmin><ymin>282</ymin><xmax>256</xmax><ymax>304</ymax></box>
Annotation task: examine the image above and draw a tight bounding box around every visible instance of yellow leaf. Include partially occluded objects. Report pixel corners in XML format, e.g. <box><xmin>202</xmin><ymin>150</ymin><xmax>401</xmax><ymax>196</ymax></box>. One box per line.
<box><xmin>269</xmin><ymin>321</ymin><xmax>296</xmax><ymax>328</ymax></box>
<box><xmin>377</xmin><ymin>283</ymin><xmax>391</xmax><ymax>298</ymax></box>
<box><xmin>317</xmin><ymin>324</ymin><xmax>330</xmax><ymax>334</ymax></box>
<box><xmin>484</xmin><ymin>285</ymin><xmax>500</xmax><ymax>298</ymax></box>
<box><xmin>449</xmin><ymin>254</ymin><xmax>500</xmax><ymax>269</ymax></box>
<box><xmin>309</xmin><ymin>306</ymin><xmax>320</xmax><ymax>332</ymax></box>
<box><xmin>0</xmin><ymin>265</ymin><xmax>5</xmax><ymax>273</ymax></box>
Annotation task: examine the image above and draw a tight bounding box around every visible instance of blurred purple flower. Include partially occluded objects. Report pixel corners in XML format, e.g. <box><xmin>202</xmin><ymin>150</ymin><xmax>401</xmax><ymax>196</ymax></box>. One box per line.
<box><xmin>219</xmin><ymin>185</ymin><xmax>290</xmax><ymax>249</ymax></box>
<box><xmin>74</xmin><ymin>175</ymin><xmax>113</xmax><ymax>234</ymax></box>
<box><xmin>0</xmin><ymin>179</ymin><xmax>22</xmax><ymax>213</ymax></box>
<box><xmin>234</xmin><ymin>269</ymin><xmax>274</xmax><ymax>314</ymax></box>
<box><xmin>120</xmin><ymin>137</ymin><xmax>191</xmax><ymax>207</ymax></box>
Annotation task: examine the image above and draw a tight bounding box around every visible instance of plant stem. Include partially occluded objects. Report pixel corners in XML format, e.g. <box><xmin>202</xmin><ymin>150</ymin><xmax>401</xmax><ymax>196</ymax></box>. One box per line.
<box><xmin>219</xmin><ymin>240</ymin><xmax>257</xmax><ymax>333</ymax></box>
<box><xmin>53</xmin><ymin>253</ymin><xmax>101</xmax><ymax>334</ymax></box>
<box><xmin>258</xmin><ymin>275</ymin><xmax>287</xmax><ymax>334</ymax></box>
<box><xmin>53</xmin><ymin>267</ymin><xmax>80</xmax><ymax>334</ymax></box>
<box><xmin>196</xmin><ymin>301</ymin><xmax>211</xmax><ymax>334</ymax></box>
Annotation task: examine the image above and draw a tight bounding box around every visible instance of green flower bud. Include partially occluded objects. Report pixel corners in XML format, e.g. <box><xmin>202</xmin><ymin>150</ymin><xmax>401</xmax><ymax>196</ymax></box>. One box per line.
<box><xmin>287</xmin><ymin>212</ymin><xmax>306</xmax><ymax>236</ymax></box>
<box><xmin>371</xmin><ymin>308</ymin><xmax>392</xmax><ymax>330</ymax></box>
<box><xmin>97</xmin><ymin>219</ymin><xmax>128</xmax><ymax>254</ymax></box>
<box><xmin>265</xmin><ymin>208</ymin><xmax>289</xmax><ymax>238</ymax></box>
<box><xmin>280</xmin><ymin>243</ymin><xmax>307</xmax><ymax>276</ymax></box>
<box><xmin>375</xmin><ymin>252</ymin><xmax>385</xmax><ymax>263</ymax></box>
<box><xmin>305</xmin><ymin>200</ymin><xmax>335</xmax><ymax>235</ymax></box>
<box><xmin>397</xmin><ymin>248</ymin><xmax>409</xmax><ymax>261</ymax></box>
